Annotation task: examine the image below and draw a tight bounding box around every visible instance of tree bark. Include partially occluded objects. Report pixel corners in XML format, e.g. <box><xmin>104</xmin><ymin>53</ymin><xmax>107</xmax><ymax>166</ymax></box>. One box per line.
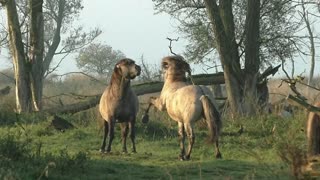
<box><xmin>243</xmin><ymin>0</ymin><xmax>261</xmax><ymax>115</ymax></box>
<box><xmin>203</xmin><ymin>0</ymin><xmax>263</xmax><ymax>116</ymax></box>
<box><xmin>5</xmin><ymin>0</ymin><xmax>32</xmax><ymax>113</ymax></box>
<box><xmin>42</xmin><ymin>0</ymin><xmax>65</xmax><ymax>73</ymax></box>
<box><xmin>301</xmin><ymin>0</ymin><xmax>315</xmax><ymax>87</ymax></box>
<box><xmin>29</xmin><ymin>0</ymin><xmax>44</xmax><ymax>111</ymax></box>
<box><xmin>203</xmin><ymin>0</ymin><xmax>243</xmax><ymax>115</ymax></box>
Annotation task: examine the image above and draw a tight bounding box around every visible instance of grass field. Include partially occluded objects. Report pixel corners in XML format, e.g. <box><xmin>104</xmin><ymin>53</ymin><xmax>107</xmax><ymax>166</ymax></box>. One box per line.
<box><xmin>0</xmin><ymin>106</ymin><xmax>309</xmax><ymax>180</ymax></box>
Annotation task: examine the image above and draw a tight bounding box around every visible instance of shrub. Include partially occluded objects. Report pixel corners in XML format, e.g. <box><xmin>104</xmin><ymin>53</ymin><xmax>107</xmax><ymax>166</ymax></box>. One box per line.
<box><xmin>0</xmin><ymin>133</ymin><xmax>31</xmax><ymax>162</ymax></box>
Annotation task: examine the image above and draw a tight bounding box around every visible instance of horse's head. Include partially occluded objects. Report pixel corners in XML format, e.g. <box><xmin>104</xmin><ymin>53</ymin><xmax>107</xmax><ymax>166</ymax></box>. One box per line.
<box><xmin>161</xmin><ymin>55</ymin><xmax>191</xmax><ymax>82</ymax></box>
<box><xmin>114</xmin><ymin>58</ymin><xmax>141</xmax><ymax>79</ymax></box>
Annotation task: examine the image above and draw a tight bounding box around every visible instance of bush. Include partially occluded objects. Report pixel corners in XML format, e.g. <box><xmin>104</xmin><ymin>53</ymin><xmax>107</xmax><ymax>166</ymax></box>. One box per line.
<box><xmin>0</xmin><ymin>133</ymin><xmax>31</xmax><ymax>162</ymax></box>
<box><xmin>54</xmin><ymin>149</ymin><xmax>89</xmax><ymax>174</ymax></box>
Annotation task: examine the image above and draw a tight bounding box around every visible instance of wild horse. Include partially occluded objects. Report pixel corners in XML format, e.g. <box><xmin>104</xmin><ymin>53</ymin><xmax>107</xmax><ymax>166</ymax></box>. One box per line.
<box><xmin>99</xmin><ymin>58</ymin><xmax>141</xmax><ymax>153</ymax></box>
<box><xmin>142</xmin><ymin>55</ymin><xmax>222</xmax><ymax>160</ymax></box>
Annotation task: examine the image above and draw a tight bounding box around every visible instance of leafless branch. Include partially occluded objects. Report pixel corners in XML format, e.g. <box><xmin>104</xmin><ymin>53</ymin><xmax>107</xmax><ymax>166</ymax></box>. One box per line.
<box><xmin>45</xmin><ymin>53</ymin><xmax>69</xmax><ymax>77</ymax></box>
<box><xmin>43</xmin><ymin>92</ymin><xmax>98</xmax><ymax>100</ymax></box>
<box><xmin>0</xmin><ymin>72</ymin><xmax>15</xmax><ymax>83</ymax></box>
<box><xmin>166</xmin><ymin>37</ymin><xmax>179</xmax><ymax>55</ymax></box>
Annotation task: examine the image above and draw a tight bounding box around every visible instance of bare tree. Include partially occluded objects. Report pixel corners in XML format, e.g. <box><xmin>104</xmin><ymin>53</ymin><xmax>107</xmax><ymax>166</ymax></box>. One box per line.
<box><xmin>0</xmin><ymin>0</ymin><xmax>101</xmax><ymax>113</ymax></box>
<box><xmin>138</xmin><ymin>54</ymin><xmax>161</xmax><ymax>82</ymax></box>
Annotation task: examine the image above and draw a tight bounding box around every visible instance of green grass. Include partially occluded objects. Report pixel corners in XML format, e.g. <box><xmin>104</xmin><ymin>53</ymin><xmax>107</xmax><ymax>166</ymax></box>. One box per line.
<box><xmin>0</xmin><ymin>109</ymin><xmax>308</xmax><ymax>179</ymax></box>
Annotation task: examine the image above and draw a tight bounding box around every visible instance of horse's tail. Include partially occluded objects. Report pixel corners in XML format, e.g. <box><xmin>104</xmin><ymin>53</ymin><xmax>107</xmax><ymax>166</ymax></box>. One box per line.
<box><xmin>307</xmin><ymin>102</ymin><xmax>320</xmax><ymax>156</ymax></box>
<box><xmin>200</xmin><ymin>95</ymin><xmax>222</xmax><ymax>144</ymax></box>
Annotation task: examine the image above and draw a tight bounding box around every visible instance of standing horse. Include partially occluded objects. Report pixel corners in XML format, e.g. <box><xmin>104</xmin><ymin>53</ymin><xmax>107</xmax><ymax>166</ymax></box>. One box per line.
<box><xmin>99</xmin><ymin>58</ymin><xmax>141</xmax><ymax>153</ymax></box>
<box><xmin>143</xmin><ymin>55</ymin><xmax>222</xmax><ymax>160</ymax></box>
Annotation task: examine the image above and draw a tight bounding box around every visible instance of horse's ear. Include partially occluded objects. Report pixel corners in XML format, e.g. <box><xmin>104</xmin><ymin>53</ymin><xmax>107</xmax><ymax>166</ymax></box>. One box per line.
<box><xmin>114</xmin><ymin>64</ymin><xmax>122</xmax><ymax>76</ymax></box>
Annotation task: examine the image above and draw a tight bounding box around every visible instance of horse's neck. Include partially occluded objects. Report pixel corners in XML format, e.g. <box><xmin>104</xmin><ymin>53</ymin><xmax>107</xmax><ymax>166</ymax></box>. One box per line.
<box><xmin>109</xmin><ymin>76</ymin><xmax>130</xmax><ymax>99</ymax></box>
<box><xmin>161</xmin><ymin>81</ymin><xmax>188</xmax><ymax>98</ymax></box>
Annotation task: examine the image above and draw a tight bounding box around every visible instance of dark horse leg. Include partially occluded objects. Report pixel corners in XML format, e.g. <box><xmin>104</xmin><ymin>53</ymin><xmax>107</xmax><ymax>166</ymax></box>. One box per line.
<box><xmin>184</xmin><ymin>123</ymin><xmax>195</xmax><ymax>160</ymax></box>
<box><xmin>106</xmin><ymin>119</ymin><xmax>115</xmax><ymax>152</ymax></box>
<box><xmin>129</xmin><ymin>119</ymin><xmax>136</xmax><ymax>153</ymax></box>
<box><xmin>100</xmin><ymin>121</ymin><xmax>109</xmax><ymax>152</ymax></box>
<box><xmin>178</xmin><ymin>122</ymin><xmax>185</xmax><ymax>160</ymax></box>
<box><xmin>120</xmin><ymin>122</ymin><xmax>129</xmax><ymax>153</ymax></box>
<box><xmin>215</xmin><ymin>137</ymin><xmax>222</xmax><ymax>159</ymax></box>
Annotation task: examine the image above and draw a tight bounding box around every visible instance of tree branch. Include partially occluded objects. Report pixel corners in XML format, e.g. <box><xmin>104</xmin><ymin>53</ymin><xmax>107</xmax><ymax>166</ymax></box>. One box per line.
<box><xmin>166</xmin><ymin>37</ymin><xmax>179</xmax><ymax>55</ymax></box>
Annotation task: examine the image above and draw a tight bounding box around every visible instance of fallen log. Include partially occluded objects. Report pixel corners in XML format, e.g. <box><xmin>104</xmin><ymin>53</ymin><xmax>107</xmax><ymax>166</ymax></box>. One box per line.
<box><xmin>287</xmin><ymin>94</ymin><xmax>320</xmax><ymax>114</ymax></box>
<box><xmin>44</xmin><ymin>95</ymin><xmax>101</xmax><ymax>115</ymax></box>
<box><xmin>0</xmin><ymin>86</ymin><xmax>11</xmax><ymax>96</ymax></box>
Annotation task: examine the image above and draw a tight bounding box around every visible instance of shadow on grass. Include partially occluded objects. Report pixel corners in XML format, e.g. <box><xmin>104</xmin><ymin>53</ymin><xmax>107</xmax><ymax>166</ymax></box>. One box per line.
<box><xmin>42</xmin><ymin>154</ymin><xmax>291</xmax><ymax>180</ymax></box>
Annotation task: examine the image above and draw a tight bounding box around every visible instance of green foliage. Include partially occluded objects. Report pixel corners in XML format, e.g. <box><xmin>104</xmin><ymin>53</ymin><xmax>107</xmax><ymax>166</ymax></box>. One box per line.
<box><xmin>53</xmin><ymin>149</ymin><xmax>89</xmax><ymax>174</ymax></box>
<box><xmin>0</xmin><ymin>133</ymin><xmax>31</xmax><ymax>162</ymax></box>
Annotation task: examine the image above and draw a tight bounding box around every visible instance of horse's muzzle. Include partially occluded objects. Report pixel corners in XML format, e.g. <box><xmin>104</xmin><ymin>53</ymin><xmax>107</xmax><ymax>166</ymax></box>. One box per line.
<box><xmin>136</xmin><ymin>65</ymin><xmax>141</xmax><ymax>76</ymax></box>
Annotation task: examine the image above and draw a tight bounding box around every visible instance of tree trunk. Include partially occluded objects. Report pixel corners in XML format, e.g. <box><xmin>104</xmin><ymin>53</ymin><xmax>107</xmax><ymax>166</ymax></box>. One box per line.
<box><xmin>203</xmin><ymin>0</ymin><xmax>264</xmax><ymax>116</ymax></box>
<box><xmin>42</xmin><ymin>0</ymin><xmax>65</xmax><ymax>73</ymax></box>
<box><xmin>29</xmin><ymin>0</ymin><xmax>44</xmax><ymax>111</ymax></box>
<box><xmin>5</xmin><ymin>0</ymin><xmax>32</xmax><ymax>113</ymax></box>
<box><xmin>301</xmin><ymin>0</ymin><xmax>315</xmax><ymax>87</ymax></box>
<box><xmin>203</xmin><ymin>0</ymin><xmax>243</xmax><ymax>115</ymax></box>
<box><xmin>243</xmin><ymin>0</ymin><xmax>261</xmax><ymax>115</ymax></box>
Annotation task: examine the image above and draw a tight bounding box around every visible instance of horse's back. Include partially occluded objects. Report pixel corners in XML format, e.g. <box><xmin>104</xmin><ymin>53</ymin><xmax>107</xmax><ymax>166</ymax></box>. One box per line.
<box><xmin>176</xmin><ymin>85</ymin><xmax>216</xmax><ymax>102</ymax></box>
<box><xmin>166</xmin><ymin>85</ymin><xmax>215</xmax><ymax>122</ymax></box>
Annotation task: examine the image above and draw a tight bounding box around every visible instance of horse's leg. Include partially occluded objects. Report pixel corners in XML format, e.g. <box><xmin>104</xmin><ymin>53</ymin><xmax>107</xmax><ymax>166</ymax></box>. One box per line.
<box><xmin>129</xmin><ymin>119</ymin><xmax>137</xmax><ymax>153</ymax></box>
<box><xmin>100</xmin><ymin>120</ymin><xmax>109</xmax><ymax>152</ymax></box>
<box><xmin>120</xmin><ymin>122</ymin><xmax>129</xmax><ymax>153</ymax></box>
<box><xmin>106</xmin><ymin>119</ymin><xmax>115</xmax><ymax>152</ymax></box>
<box><xmin>150</xmin><ymin>97</ymin><xmax>165</xmax><ymax>111</ymax></box>
<box><xmin>178</xmin><ymin>122</ymin><xmax>185</xmax><ymax>160</ymax></box>
<box><xmin>215</xmin><ymin>139</ymin><xmax>222</xmax><ymax>158</ymax></box>
<box><xmin>184</xmin><ymin>123</ymin><xmax>195</xmax><ymax>160</ymax></box>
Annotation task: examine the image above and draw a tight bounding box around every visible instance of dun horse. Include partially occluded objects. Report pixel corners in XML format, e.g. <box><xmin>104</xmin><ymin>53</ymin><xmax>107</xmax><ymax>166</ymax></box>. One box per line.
<box><xmin>143</xmin><ymin>55</ymin><xmax>222</xmax><ymax>160</ymax></box>
<box><xmin>307</xmin><ymin>102</ymin><xmax>320</xmax><ymax>156</ymax></box>
<box><xmin>99</xmin><ymin>58</ymin><xmax>141</xmax><ymax>153</ymax></box>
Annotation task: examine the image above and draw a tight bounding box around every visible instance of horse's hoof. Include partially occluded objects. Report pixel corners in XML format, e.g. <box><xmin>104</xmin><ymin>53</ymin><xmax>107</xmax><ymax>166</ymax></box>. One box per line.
<box><xmin>184</xmin><ymin>155</ymin><xmax>191</xmax><ymax>161</ymax></box>
<box><xmin>99</xmin><ymin>149</ymin><xmax>105</xmax><ymax>153</ymax></box>
<box><xmin>132</xmin><ymin>150</ymin><xmax>137</xmax><ymax>154</ymax></box>
<box><xmin>122</xmin><ymin>150</ymin><xmax>128</xmax><ymax>154</ymax></box>
<box><xmin>179</xmin><ymin>155</ymin><xmax>185</xmax><ymax>161</ymax></box>
<box><xmin>215</xmin><ymin>153</ymin><xmax>222</xmax><ymax>159</ymax></box>
<box><xmin>141</xmin><ymin>114</ymin><xmax>149</xmax><ymax>124</ymax></box>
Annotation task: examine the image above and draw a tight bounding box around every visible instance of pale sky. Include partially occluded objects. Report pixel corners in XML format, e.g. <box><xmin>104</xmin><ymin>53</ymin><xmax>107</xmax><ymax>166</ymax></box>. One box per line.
<box><xmin>0</xmin><ymin>0</ymin><xmax>319</xmax><ymax>77</ymax></box>
<box><xmin>56</xmin><ymin>0</ymin><xmax>207</xmax><ymax>74</ymax></box>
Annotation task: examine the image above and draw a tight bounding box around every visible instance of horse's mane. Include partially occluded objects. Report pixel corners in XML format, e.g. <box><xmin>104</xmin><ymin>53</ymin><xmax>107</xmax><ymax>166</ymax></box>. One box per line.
<box><xmin>162</xmin><ymin>55</ymin><xmax>191</xmax><ymax>82</ymax></box>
